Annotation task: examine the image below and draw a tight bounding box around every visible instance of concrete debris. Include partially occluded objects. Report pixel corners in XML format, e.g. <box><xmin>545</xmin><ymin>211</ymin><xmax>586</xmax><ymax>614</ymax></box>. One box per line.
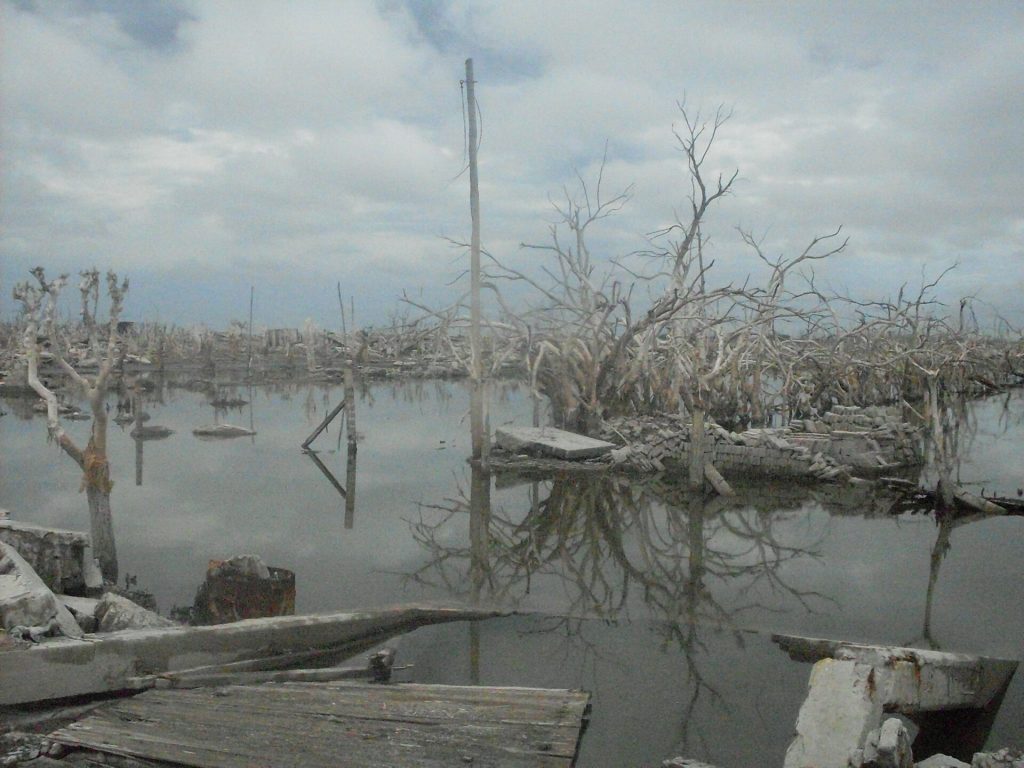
<box><xmin>601</xmin><ymin>413</ymin><xmax>856</xmax><ymax>483</ymax></box>
<box><xmin>784</xmin><ymin>659</ymin><xmax>883</xmax><ymax>768</ymax></box>
<box><xmin>790</xmin><ymin>405</ymin><xmax>921</xmax><ymax>469</ymax></box>
<box><xmin>494</xmin><ymin>426</ymin><xmax>616</xmax><ymax>460</ymax></box>
<box><xmin>0</xmin><ymin>541</ymin><xmax>83</xmax><ymax>641</ymax></box>
<box><xmin>915</xmin><ymin>756</ymin><xmax>971</xmax><ymax>768</ymax></box>
<box><xmin>972</xmin><ymin>750</ymin><xmax>1024</xmax><ymax>768</ymax></box>
<box><xmin>95</xmin><ymin>592</ymin><xmax>176</xmax><ymax>633</ymax></box>
<box><xmin>609</xmin><ymin>446</ymin><xmax>633</xmax><ymax>464</ymax></box>
<box><xmin>0</xmin><ymin>519</ymin><xmax>95</xmax><ymax>596</ymax></box>
<box><xmin>59</xmin><ymin>594</ymin><xmax>101</xmax><ymax>633</ymax></box>
<box><xmin>862</xmin><ymin>718</ymin><xmax>914</xmax><ymax>768</ymax></box>
<box><xmin>777</xmin><ymin>634</ymin><xmax>1018</xmax><ymax>710</ymax></box>
<box><xmin>831</xmin><ymin>644</ymin><xmax>1017</xmax><ymax>713</ymax></box>
<box><xmin>662</xmin><ymin>759</ymin><xmax>722</xmax><ymax>768</ymax></box>
<box><xmin>778</xmin><ymin>634</ymin><xmax>1019</xmax><ymax>768</ymax></box>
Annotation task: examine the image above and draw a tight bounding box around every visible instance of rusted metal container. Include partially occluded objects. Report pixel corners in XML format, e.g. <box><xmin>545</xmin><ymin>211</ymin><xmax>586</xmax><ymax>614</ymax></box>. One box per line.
<box><xmin>192</xmin><ymin>556</ymin><xmax>295</xmax><ymax>625</ymax></box>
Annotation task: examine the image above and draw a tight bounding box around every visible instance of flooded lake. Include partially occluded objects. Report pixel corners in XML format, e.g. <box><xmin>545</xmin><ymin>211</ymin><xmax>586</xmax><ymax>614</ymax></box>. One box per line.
<box><xmin>2</xmin><ymin>378</ymin><xmax>1022</xmax><ymax>766</ymax></box>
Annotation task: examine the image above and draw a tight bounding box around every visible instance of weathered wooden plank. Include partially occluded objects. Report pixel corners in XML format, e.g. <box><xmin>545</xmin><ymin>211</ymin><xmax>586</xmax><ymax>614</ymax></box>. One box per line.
<box><xmin>51</xmin><ymin>682</ymin><xmax>591</xmax><ymax>768</ymax></box>
<box><xmin>0</xmin><ymin>604</ymin><xmax>504</xmax><ymax>706</ymax></box>
<box><xmin>494</xmin><ymin>426</ymin><xmax>616</xmax><ymax>460</ymax></box>
<box><xmin>58</xmin><ymin>711</ymin><xmax>582</xmax><ymax>766</ymax></box>
<box><xmin>132</xmin><ymin>686</ymin><xmax>588</xmax><ymax>721</ymax></box>
<box><xmin>109</xmin><ymin>682</ymin><xmax>590</xmax><ymax>728</ymax></box>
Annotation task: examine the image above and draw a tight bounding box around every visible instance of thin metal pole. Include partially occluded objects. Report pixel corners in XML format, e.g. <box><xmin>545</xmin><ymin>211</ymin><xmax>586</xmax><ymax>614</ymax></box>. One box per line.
<box><xmin>247</xmin><ymin>285</ymin><xmax>255</xmax><ymax>375</ymax></box>
<box><xmin>337</xmin><ymin>281</ymin><xmax>347</xmax><ymax>344</ymax></box>
<box><xmin>466</xmin><ymin>58</ymin><xmax>484</xmax><ymax>462</ymax></box>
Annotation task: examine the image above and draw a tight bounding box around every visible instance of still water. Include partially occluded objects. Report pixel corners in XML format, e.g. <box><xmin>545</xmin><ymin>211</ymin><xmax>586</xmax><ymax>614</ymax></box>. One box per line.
<box><xmin>1</xmin><ymin>379</ymin><xmax>1022</xmax><ymax>765</ymax></box>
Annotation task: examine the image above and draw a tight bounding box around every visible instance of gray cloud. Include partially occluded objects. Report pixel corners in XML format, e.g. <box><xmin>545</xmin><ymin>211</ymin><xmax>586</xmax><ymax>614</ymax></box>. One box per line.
<box><xmin>2</xmin><ymin>0</ymin><xmax>1021</xmax><ymax>328</ymax></box>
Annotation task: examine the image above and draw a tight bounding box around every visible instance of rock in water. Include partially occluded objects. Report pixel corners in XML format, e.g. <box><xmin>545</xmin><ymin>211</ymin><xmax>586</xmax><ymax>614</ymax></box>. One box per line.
<box><xmin>192</xmin><ymin>424</ymin><xmax>257</xmax><ymax>438</ymax></box>
<box><xmin>0</xmin><ymin>542</ymin><xmax>83</xmax><ymax>640</ymax></box>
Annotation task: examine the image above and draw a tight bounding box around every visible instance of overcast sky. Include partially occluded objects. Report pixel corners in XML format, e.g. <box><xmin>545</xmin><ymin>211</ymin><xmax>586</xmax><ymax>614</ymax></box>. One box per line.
<box><xmin>2</xmin><ymin>0</ymin><xmax>1022</xmax><ymax>330</ymax></box>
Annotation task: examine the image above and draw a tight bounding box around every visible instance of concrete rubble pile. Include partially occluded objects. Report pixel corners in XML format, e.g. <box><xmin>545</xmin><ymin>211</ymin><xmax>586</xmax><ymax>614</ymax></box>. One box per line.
<box><xmin>661</xmin><ymin>744</ymin><xmax>1023</xmax><ymax>768</ymax></box>
<box><xmin>788</xmin><ymin>404</ymin><xmax>921</xmax><ymax>471</ymax></box>
<box><xmin>0</xmin><ymin>519</ymin><xmax>103</xmax><ymax>596</ymax></box>
<box><xmin>0</xmin><ymin>541</ymin><xmax>83</xmax><ymax>642</ymax></box>
<box><xmin>599</xmin><ymin>403</ymin><xmax>919</xmax><ymax>482</ymax></box>
<box><xmin>0</xmin><ymin>517</ymin><xmax>176</xmax><ymax>646</ymax></box>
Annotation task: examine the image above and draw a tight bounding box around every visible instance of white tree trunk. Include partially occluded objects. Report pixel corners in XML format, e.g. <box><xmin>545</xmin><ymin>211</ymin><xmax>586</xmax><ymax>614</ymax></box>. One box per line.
<box><xmin>689</xmin><ymin>407</ymin><xmax>706</xmax><ymax>490</ymax></box>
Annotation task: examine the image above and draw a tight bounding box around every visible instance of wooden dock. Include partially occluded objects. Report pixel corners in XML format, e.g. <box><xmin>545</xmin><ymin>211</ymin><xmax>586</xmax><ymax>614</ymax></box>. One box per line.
<box><xmin>48</xmin><ymin>681</ymin><xmax>591</xmax><ymax>767</ymax></box>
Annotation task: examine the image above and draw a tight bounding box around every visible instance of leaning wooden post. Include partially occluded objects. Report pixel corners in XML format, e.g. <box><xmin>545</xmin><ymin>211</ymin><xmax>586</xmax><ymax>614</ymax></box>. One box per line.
<box><xmin>466</xmin><ymin>57</ymin><xmax>485</xmax><ymax>463</ymax></box>
<box><xmin>301</xmin><ymin>398</ymin><xmax>346</xmax><ymax>450</ymax></box>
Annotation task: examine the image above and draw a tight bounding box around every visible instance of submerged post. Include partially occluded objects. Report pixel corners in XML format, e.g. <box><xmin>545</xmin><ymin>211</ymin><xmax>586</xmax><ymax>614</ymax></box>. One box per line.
<box><xmin>344</xmin><ymin>367</ymin><xmax>357</xmax><ymax>446</ymax></box>
<box><xmin>344</xmin><ymin>435</ymin><xmax>357</xmax><ymax>529</ymax></box>
<box><xmin>133</xmin><ymin>386</ymin><xmax>143</xmax><ymax>486</ymax></box>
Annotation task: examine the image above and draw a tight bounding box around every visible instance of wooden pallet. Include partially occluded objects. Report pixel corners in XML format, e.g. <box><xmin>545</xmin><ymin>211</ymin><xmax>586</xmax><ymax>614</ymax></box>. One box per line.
<box><xmin>49</xmin><ymin>682</ymin><xmax>592</xmax><ymax>767</ymax></box>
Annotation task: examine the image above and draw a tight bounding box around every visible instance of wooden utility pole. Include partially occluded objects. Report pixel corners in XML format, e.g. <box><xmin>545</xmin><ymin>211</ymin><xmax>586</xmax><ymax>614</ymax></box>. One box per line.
<box><xmin>466</xmin><ymin>58</ymin><xmax>484</xmax><ymax>462</ymax></box>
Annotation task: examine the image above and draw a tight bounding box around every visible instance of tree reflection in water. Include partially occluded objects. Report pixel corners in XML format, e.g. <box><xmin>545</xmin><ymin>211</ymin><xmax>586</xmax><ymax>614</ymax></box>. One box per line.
<box><xmin>405</xmin><ymin>467</ymin><xmax>833</xmax><ymax>751</ymax></box>
<box><xmin>409</xmin><ymin>469</ymin><xmax>830</xmax><ymax>618</ymax></box>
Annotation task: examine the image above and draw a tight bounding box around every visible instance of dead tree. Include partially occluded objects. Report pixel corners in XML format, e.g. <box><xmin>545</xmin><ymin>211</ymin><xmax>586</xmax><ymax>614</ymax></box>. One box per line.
<box><xmin>13</xmin><ymin>267</ymin><xmax>128</xmax><ymax>582</ymax></box>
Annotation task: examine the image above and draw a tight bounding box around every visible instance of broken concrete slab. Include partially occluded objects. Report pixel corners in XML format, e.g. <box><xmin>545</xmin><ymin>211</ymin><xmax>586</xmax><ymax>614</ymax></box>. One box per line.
<box><xmin>0</xmin><ymin>542</ymin><xmax>83</xmax><ymax>640</ymax></box>
<box><xmin>784</xmin><ymin>658</ymin><xmax>883</xmax><ymax>768</ymax></box>
<box><xmin>0</xmin><ymin>604</ymin><xmax>506</xmax><ymax>706</ymax></box>
<box><xmin>774</xmin><ymin>633</ymin><xmax>1018</xmax><ymax>713</ymax></box>
<box><xmin>95</xmin><ymin>592</ymin><xmax>176</xmax><ymax>633</ymax></box>
<box><xmin>59</xmin><ymin>594</ymin><xmax>100</xmax><ymax>633</ymax></box>
<box><xmin>494</xmin><ymin>426</ymin><xmax>616</xmax><ymax>460</ymax></box>
<box><xmin>0</xmin><ymin>519</ymin><xmax>94</xmax><ymax>595</ymax></box>
<box><xmin>777</xmin><ymin>633</ymin><xmax>1019</xmax><ymax>767</ymax></box>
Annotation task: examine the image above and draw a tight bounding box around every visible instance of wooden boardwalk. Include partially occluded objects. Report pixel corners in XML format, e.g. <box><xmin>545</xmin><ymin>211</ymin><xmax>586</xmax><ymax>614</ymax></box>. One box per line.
<box><xmin>49</xmin><ymin>682</ymin><xmax>591</xmax><ymax>767</ymax></box>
